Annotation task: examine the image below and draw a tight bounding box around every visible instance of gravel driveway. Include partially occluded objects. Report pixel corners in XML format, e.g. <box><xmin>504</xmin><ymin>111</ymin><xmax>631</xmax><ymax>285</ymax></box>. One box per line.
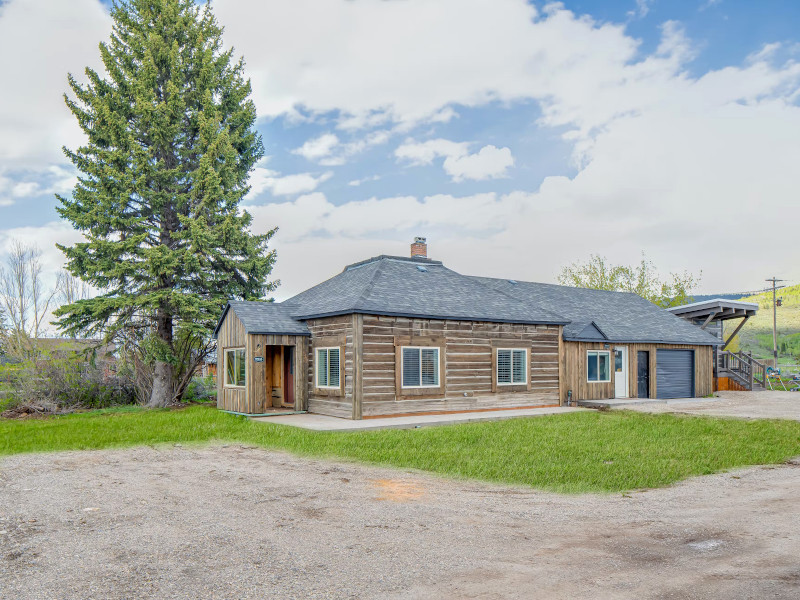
<box><xmin>2</xmin><ymin>445</ymin><xmax>800</xmax><ymax>599</ymax></box>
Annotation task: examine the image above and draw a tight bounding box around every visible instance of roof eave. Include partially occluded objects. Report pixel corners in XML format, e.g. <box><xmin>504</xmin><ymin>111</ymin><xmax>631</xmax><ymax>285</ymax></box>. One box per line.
<box><xmin>247</xmin><ymin>330</ymin><xmax>311</xmax><ymax>337</ymax></box>
<box><xmin>563</xmin><ymin>336</ymin><xmax>722</xmax><ymax>346</ymax></box>
<box><xmin>211</xmin><ymin>302</ymin><xmax>232</xmax><ymax>340</ymax></box>
<box><xmin>291</xmin><ymin>308</ymin><xmax>569</xmax><ymax>326</ymax></box>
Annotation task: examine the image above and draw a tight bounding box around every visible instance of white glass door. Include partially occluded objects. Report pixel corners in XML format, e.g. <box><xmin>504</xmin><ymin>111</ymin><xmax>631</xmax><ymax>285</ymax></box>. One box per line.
<box><xmin>614</xmin><ymin>347</ymin><xmax>628</xmax><ymax>398</ymax></box>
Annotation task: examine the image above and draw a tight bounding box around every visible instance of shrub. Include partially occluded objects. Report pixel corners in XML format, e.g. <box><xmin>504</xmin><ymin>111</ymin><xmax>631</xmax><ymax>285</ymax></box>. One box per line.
<box><xmin>182</xmin><ymin>374</ymin><xmax>217</xmax><ymax>403</ymax></box>
<box><xmin>0</xmin><ymin>348</ymin><xmax>136</xmax><ymax>416</ymax></box>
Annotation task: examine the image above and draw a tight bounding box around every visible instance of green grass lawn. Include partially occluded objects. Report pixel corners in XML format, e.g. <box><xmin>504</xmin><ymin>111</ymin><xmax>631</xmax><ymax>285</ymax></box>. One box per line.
<box><xmin>2</xmin><ymin>405</ymin><xmax>800</xmax><ymax>494</ymax></box>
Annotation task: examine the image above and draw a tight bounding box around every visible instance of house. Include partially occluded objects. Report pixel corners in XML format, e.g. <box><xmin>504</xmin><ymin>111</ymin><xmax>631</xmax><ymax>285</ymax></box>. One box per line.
<box><xmin>212</xmin><ymin>238</ymin><xmax>720</xmax><ymax>418</ymax></box>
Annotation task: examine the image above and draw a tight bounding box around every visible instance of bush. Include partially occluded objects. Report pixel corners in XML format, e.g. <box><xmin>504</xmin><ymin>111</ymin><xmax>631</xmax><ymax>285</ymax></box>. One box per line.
<box><xmin>0</xmin><ymin>350</ymin><xmax>136</xmax><ymax>416</ymax></box>
<box><xmin>182</xmin><ymin>374</ymin><xmax>217</xmax><ymax>403</ymax></box>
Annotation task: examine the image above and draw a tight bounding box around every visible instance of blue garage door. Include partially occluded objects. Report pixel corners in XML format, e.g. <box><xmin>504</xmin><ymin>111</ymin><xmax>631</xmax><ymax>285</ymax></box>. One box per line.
<box><xmin>656</xmin><ymin>350</ymin><xmax>694</xmax><ymax>399</ymax></box>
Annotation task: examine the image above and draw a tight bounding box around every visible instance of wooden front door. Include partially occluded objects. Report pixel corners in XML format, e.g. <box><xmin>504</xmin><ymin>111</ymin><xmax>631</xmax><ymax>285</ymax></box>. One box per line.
<box><xmin>283</xmin><ymin>346</ymin><xmax>295</xmax><ymax>408</ymax></box>
<box><xmin>637</xmin><ymin>351</ymin><xmax>650</xmax><ymax>398</ymax></box>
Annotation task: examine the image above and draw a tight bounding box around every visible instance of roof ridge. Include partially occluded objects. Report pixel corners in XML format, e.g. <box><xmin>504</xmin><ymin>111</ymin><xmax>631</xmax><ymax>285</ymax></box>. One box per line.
<box><xmin>471</xmin><ymin>275</ymin><xmax>644</xmax><ymax>297</ymax></box>
<box><xmin>470</xmin><ymin>273</ymin><xmax>570</xmax><ymax>323</ymax></box>
<box><xmin>344</xmin><ymin>255</ymin><xmax>443</xmax><ymax>271</ymax></box>
<box><xmin>352</xmin><ymin>259</ymin><xmax>386</xmax><ymax>310</ymax></box>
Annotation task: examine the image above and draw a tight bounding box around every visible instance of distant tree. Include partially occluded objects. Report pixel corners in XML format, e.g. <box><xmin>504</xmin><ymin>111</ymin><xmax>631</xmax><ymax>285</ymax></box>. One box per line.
<box><xmin>0</xmin><ymin>239</ymin><xmax>58</xmax><ymax>347</ymax></box>
<box><xmin>558</xmin><ymin>254</ymin><xmax>700</xmax><ymax>309</ymax></box>
<box><xmin>55</xmin><ymin>270</ymin><xmax>93</xmax><ymax>307</ymax></box>
<box><xmin>55</xmin><ymin>0</ymin><xmax>277</xmax><ymax>407</ymax></box>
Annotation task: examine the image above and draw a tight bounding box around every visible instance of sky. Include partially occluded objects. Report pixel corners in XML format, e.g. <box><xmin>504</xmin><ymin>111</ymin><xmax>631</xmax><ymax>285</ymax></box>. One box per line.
<box><xmin>1</xmin><ymin>0</ymin><xmax>799</xmax><ymax>302</ymax></box>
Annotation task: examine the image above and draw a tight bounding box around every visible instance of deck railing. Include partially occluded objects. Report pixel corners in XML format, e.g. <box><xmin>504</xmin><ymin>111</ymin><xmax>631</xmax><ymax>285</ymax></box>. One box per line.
<box><xmin>718</xmin><ymin>351</ymin><xmax>766</xmax><ymax>390</ymax></box>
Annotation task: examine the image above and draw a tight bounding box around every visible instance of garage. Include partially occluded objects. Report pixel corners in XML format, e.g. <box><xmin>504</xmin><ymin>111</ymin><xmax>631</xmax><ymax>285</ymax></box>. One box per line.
<box><xmin>656</xmin><ymin>349</ymin><xmax>695</xmax><ymax>399</ymax></box>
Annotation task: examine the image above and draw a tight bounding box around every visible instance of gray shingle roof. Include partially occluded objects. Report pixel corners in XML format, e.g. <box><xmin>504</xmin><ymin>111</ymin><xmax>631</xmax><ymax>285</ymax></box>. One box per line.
<box><xmin>472</xmin><ymin>277</ymin><xmax>721</xmax><ymax>345</ymax></box>
<box><xmin>213</xmin><ymin>300</ymin><xmax>311</xmax><ymax>338</ymax></box>
<box><xmin>214</xmin><ymin>256</ymin><xmax>721</xmax><ymax>345</ymax></box>
<box><xmin>283</xmin><ymin>256</ymin><xmax>568</xmax><ymax>325</ymax></box>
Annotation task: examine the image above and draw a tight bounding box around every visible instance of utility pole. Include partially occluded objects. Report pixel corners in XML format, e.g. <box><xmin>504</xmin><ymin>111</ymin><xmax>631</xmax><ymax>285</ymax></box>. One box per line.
<box><xmin>766</xmin><ymin>277</ymin><xmax>784</xmax><ymax>368</ymax></box>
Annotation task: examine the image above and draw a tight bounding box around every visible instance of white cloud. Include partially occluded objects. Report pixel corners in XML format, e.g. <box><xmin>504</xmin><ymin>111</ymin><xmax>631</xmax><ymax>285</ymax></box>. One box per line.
<box><xmin>214</xmin><ymin>0</ymin><xmax>645</xmax><ymax>130</ymax></box>
<box><xmin>700</xmin><ymin>0</ymin><xmax>722</xmax><ymax>10</ymax></box>
<box><xmin>0</xmin><ymin>165</ymin><xmax>78</xmax><ymax>206</ymax></box>
<box><xmin>395</xmin><ymin>139</ymin><xmax>514</xmax><ymax>181</ymax></box>
<box><xmin>395</xmin><ymin>139</ymin><xmax>469</xmax><ymax>166</ymax></box>
<box><xmin>292</xmin><ymin>133</ymin><xmax>340</xmax><ymax>161</ymax></box>
<box><xmin>2</xmin><ymin>0</ymin><xmax>799</xmax><ymax>297</ymax></box>
<box><xmin>247</xmin><ymin>165</ymin><xmax>333</xmax><ymax>198</ymax></box>
<box><xmin>628</xmin><ymin>0</ymin><xmax>653</xmax><ymax>19</ymax></box>
<box><xmin>293</xmin><ymin>130</ymin><xmax>392</xmax><ymax>166</ymax></box>
<box><xmin>348</xmin><ymin>175</ymin><xmax>381</xmax><ymax>187</ymax></box>
<box><xmin>0</xmin><ymin>0</ymin><xmax>111</xmax><ymax>167</ymax></box>
<box><xmin>442</xmin><ymin>145</ymin><xmax>515</xmax><ymax>182</ymax></box>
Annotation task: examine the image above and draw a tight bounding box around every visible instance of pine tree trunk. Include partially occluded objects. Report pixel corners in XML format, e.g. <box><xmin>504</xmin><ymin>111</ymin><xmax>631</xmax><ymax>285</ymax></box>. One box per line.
<box><xmin>149</xmin><ymin>360</ymin><xmax>174</xmax><ymax>407</ymax></box>
<box><xmin>148</xmin><ymin>308</ymin><xmax>174</xmax><ymax>407</ymax></box>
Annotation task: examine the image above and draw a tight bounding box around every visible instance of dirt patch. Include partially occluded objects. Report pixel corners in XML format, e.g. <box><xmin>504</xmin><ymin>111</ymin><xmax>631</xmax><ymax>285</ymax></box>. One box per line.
<box><xmin>371</xmin><ymin>479</ymin><xmax>426</xmax><ymax>502</ymax></box>
<box><xmin>1</xmin><ymin>446</ymin><xmax>800</xmax><ymax>599</ymax></box>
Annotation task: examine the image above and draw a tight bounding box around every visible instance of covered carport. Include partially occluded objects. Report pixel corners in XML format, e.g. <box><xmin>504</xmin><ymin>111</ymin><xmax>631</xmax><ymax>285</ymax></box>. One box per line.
<box><xmin>668</xmin><ymin>299</ymin><xmax>760</xmax><ymax>390</ymax></box>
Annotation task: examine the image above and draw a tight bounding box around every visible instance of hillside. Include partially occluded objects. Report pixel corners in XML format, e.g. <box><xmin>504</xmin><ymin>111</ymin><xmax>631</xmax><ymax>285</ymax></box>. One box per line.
<box><xmin>719</xmin><ymin>284</ymin><xmax>800</xmax><ymax>365</ymax></box>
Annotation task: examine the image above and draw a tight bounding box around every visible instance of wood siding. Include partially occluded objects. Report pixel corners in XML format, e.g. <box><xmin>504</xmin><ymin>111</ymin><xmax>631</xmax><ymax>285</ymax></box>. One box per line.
<box><xmin>358</xmin><ymin>315</ymin><xmax>561</xmax><ymax>417</ymax></box>
<box><xmin>216</xmin><ymin>309</ymin><xmax>248</xmax><ymax>412</ymax></box>
<box><xmin>248</xmin><ymin>334</ymin><xmax>308</xmax><ymax>412</ymax></box>
<box><xmin>562</xmin><ymin>341</ymin><xmax>713</xmax><ymax>402</ymax></box>
<box><xmin>216</xmin><ymin>307</ymin><xmax>308</xmax><ymax>413</ymax></box>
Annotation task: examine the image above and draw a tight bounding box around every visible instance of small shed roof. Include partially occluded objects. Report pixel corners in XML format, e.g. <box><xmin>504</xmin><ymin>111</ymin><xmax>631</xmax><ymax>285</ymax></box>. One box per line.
<box><xmin>212</xmin><ymin>300</ymin><xmax>311</xmax><ymax>339</ymax></box>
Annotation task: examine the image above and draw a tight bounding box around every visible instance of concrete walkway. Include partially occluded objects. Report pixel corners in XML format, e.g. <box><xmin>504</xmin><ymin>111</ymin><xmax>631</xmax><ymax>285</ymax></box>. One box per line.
<box><xmin>251</xmin><ymin>406</ymin><xmax>585</xmax><ymax>431</ymax></box>
<box><xmin>577</xmin><ymin>397</ymin><xmax>714</xmax><ymax>409</ymax></box>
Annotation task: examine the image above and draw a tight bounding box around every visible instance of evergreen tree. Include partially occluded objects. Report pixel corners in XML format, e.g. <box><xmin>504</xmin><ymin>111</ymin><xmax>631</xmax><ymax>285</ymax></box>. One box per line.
<box><xmin>56</xmin><ymin>0</ymin><xmax>276</xmax><ymax>407</ymax></box>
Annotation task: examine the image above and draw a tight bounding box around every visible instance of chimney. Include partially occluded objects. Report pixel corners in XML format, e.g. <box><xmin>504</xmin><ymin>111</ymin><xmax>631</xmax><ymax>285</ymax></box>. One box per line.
<box><xmin>410</xmin><ymin>236</ymin><xmax>427</xmax><ymax>258</ymax></box>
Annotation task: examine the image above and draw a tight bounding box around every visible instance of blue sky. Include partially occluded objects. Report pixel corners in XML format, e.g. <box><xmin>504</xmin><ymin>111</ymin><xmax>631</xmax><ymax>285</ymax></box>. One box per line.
<box><xmin>1</xmin><ymin>0</ymin><xmax>799</xmax><ymax>300</ymax></box>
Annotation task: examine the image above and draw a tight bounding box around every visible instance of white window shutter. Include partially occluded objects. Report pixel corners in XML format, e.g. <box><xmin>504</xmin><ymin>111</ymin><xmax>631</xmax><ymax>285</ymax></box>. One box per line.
<box><xmin>402</xmin><ymin>347</ymin><xmax>421</xmax><ymax>387</ymax></box>
<box><xmin>329</xmin><ymin>348</ymin><xmax>340</xmax><ymax>387</ymax></box>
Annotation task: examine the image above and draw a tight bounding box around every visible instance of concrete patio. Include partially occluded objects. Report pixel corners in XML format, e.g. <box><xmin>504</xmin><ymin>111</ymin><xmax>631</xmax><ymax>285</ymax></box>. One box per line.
<box><xmin>251</xmin><ymin>406</ymin><xmax>585</xmax><ymax>431</ymax></box>
<box><xmin>611</xmin><ymin>390</ymin><xmax>800</xmax><ymax>421</ymax></box>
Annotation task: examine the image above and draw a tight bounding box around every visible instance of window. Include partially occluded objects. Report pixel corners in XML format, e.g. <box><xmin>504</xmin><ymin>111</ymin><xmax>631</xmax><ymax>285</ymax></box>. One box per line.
<box><xmin>497</xmin><ymin>349</ymin><xmax>527</xmax><ymax>385</ymax></box>
<box><xmin>401</xmin><ymin>347</ymin><xmax>440</xmax><ymax>388</ymax></box>
<box><xmin>224</xmin><ymin>348</ymin><xmax>246</xmax><ymax>387</ymax></box>
<box><xmin>316</xmin><ymin>347</ymin><xmax>341</xmax><ymax>389</ymax></box>
<box><xmin>587</xmin><ymin>350</ymin><xmax>611</xmax><ymax>382</ymax></box>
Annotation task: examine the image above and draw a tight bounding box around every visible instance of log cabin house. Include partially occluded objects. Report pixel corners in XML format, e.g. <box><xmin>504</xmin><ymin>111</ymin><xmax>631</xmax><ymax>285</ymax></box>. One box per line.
<box><xmin>213</xmin><ymin>238</ymin><xmax>720</xmax><ymax>418</ymax></box>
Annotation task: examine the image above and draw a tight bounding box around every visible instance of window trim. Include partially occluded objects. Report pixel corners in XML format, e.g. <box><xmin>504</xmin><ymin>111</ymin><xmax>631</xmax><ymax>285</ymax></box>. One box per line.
<box><xmin>490</xmin><ymin>342</ymin><xmax>531</xmax><ymax>393</ymax></box>
<box><xmin>495</xmin><ymin>347</ymin><xmax>528</xmax><ymax>386</ymax></box>
<box><xmin>224</xmin><ymin>347</ymin><xmax>246</xmax><ymax>388</ymax></box>
<box><xmin>393</xmin><ymin>335</ymin><xmax>446</xmax><ymax>399</ymax></box>
<box><xmin>587</xmin><ymin>350</ymin><xmax>612</xmax><ymax>383</ymax></box>
<box><xmin>315</xmin><ymin>346</ymin><xmax>342</xmax><ymax>390</ymax></box>
<box><xmin>400</xmin><ymin>346</ymin><xmax>441</xmax><ymax>389</ymax></box>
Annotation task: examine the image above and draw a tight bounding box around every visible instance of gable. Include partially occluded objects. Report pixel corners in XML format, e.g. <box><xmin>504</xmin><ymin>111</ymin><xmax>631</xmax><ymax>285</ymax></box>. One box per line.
<box><xmin>574</xmin><ymin>322</ymin><xmax>608</xmax><ymax>340</ymax></box>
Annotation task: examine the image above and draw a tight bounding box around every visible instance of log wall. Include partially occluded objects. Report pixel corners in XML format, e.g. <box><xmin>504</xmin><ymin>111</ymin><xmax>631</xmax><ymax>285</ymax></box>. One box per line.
<box><xmin>357</xmin><ymin>315</ymin><xmax>561</xmax><ymax>417</ymax></box>
<box><xmin>305</xmin><ymin>315</ymin><xmax>355</xmax><ymax>418</ymax></box>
